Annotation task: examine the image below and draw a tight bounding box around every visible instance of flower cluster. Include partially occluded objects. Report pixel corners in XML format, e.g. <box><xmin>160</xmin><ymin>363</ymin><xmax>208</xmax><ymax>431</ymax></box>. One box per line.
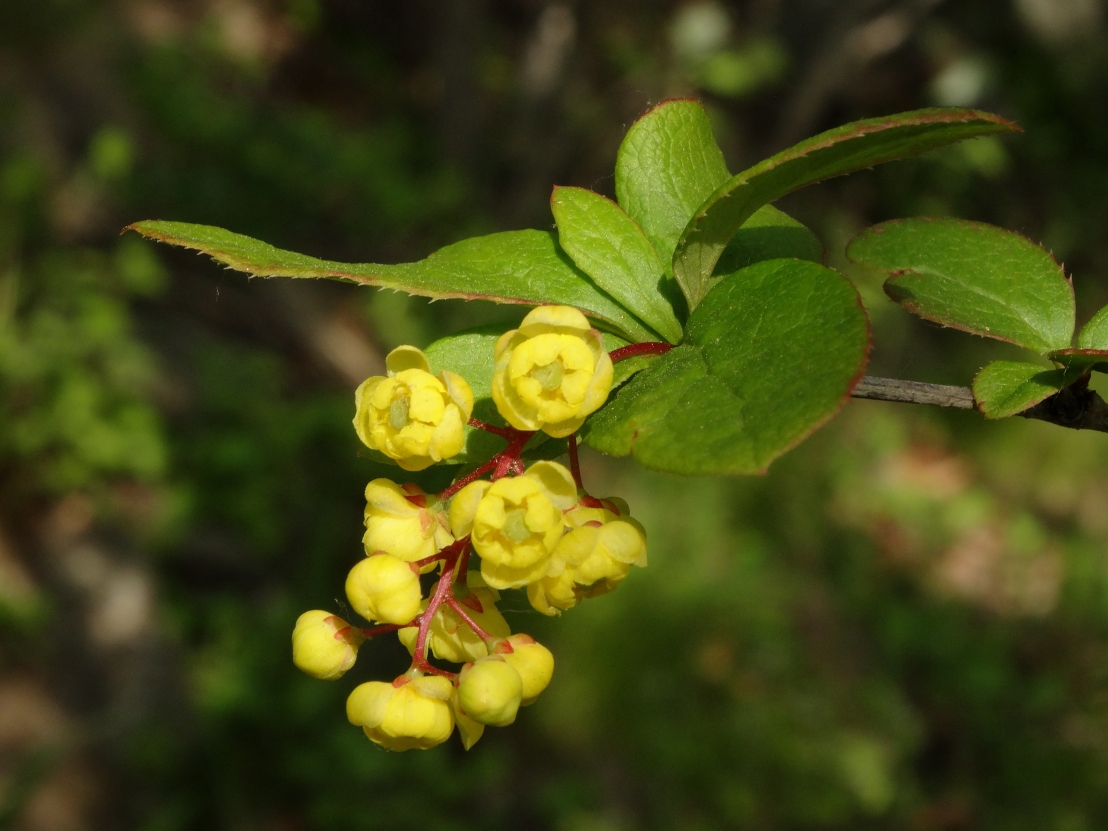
<box><xmin>291</xmin><ymin>306</ymin><xmax>649</xmax><ymax>751</ymax></box>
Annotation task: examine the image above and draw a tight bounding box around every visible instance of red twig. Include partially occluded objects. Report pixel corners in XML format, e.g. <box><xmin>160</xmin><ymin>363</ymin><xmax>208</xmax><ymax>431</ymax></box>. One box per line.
<box><xmin>456</xmin><ymin>541</ymin><xmax>471</xmax><ymax>583</ymax></box>
<box><xmin>439</xmin><ymin>459</ymin><xmax>497</xmax><ymax>501</ymax></box>
<box><xmin>359</xmin><ymin>623</ymin><xmax>404</xmax><ymax>639</ymax></box>
<box><xmin>445</xmin><ymin>596</ymin><xmax>496</xmax><ymax>644</ymax></box>
<box><xmin>467</xmin><ymin>418</ymin><xmax>516</xmax><ymax>439</ymax></box>
<box><xmin>567</xmin><ymin>433</ymin><xmax>583</xmax><ymax>489</ymax></box>
<box><xmin>610</xmin><ymin>342</ymin><xmax>672</xmax><ymax>362</ymax></box>
<box><xmin>412</xmin><ymin>553</ymin><xmax>456</xmax><ymax>674</ymax></box>
<box><xmin>492</xmin><ymin>431</ymin><xmax>534</xmax><ymax>481</ymax></box>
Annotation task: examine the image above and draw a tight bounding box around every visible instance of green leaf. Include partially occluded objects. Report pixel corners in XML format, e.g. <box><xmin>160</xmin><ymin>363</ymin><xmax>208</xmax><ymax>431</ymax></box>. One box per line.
<box><xmin>614</xmin><ymin>99</ymin><xmax>731</xmax><ymax>266</ymax></box>
<box><xmin>1078</xmin><ymin>304</ymin><xmax>1108</xmax><ymax>349</ymax></box>
<box><xmin>849</xmin><ymin>217</ymin><xmax>1074</xmax><ymax>353</ymax></box>
<box><xmin>422</xmin><ymin>325</ymin><xmax>506</xmax><ymax>465</ymax></box>
<box><xmin>673</xmin><ymin>108</ymin><xmax>1019</xmax><ymax>310</ymax></box>
<box><xmin>551</xmin><ymin>186</ymin><xmax>683</xmax><ymax>344</ymax></box>
<box><xmin>973</xmin><ymin>360</ymin><xmax>1076</xmax><ymax>419</ymax></box>
<box><xmin>1054</xmin><ymin>306</ymin><xmax>1108</xmax><ymax>372</ymax></box>
<box><xmin>581</xmin><ymin>258</ymin><xmax>870</xmax><ymax>475</ymax></box>
<box><xmin>1048</xmin><ymin>349</ymin><xmax>1108</xmax><ymax>374</ymax></box>
<box><xmin>127</xmin><ymin>221</ymin><xmax>656</xmax><ymax>343</ymax></box>
<box><xmin>714</xmin><ymin>204</ymin><xmax>823</xmax><ymax>274</ymax></box>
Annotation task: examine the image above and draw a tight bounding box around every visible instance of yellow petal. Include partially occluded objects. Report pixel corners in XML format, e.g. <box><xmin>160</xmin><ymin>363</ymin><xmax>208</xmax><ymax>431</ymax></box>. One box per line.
<box><xmin>448</xmin><ymin>480</ymin><xmax>492</xmax><ymax>537</ymax></box>
<box><xmin>385</xmin><ymin>345</ymin><xmax>432</xmax><ymax>375</ymax></box>
<box><xmin>441</xmin><ymin>371</ymin><xmax>474</xmax><ymax>418</ymax></box>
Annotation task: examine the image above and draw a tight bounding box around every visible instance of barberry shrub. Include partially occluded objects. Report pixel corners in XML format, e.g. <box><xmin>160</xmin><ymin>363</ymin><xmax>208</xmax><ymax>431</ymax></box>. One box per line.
<box><xmin>127</xmin><ymin>99</ymin><xmax>1108</xmax><ymax>751</ymax></box>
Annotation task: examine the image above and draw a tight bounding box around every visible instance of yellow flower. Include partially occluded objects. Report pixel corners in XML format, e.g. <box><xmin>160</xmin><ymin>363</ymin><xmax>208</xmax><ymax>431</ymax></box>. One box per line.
<box><xmin>363</xmin><ymin>479</ymin><xmax>453</xmax><ymax>569</ymax></box>
<box><xmin>346</xmin><ymin>675</ymin><xmax>454</xmax><ymax>752</ymax></box>
<box><xmin>451</xmin><ymin>691</ymin><xmax>486</xmax><ymax>750</ymax></box>
<box><xmin>451</xmin><ymin>461</ymin><xmax>577</xmax><ymax>589</ymax></box>
<box><xmin>345</xmin><ymin>553</ymin><xmax>423</xmax><ymax>625</ymax></box>
<box><xmin>398</xmin><ymin>572</ymin><xmax>511</xmax><ymax>663</ymax></box>
<box><xmin>527</xmin><ymin>498</ymin><xmax>647</xmax><ymax>616</ymax></box>
<box><xmin>291</xmin><ymin>610</ymin><xmax>363</xmax><ymax>680</ymax></box>
<box><xmin>491</xmin><ymin>306</ymin><xmax>613</xmax><ymax>437</ymax></box>
<box><xmin>493</xmin><ymin>634</ymin><xmax>554</xmax><ymax>705</ymax></box>
<box><xmin>354</xmin><ymin>346</ymin><xmax>474</xmax><ymax>470</ymax></box>
<box><xmin>457</xmin><ymin>656</ymin><xmax>523</xmax><ymax>727</ymax></box>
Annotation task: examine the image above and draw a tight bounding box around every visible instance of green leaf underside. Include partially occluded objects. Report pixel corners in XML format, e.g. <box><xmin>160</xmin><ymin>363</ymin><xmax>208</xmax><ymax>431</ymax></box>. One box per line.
<box><xmin>973</xmin><ymin>360</ymin><xmax>1076</xmax><ymax>419</ymax></box>
<box><xmin>849</xmin><ymin>218</ymin><xmax>1074</xmax><ymax>353</ymax></box>
<box><xmin>1078</xmin><ymin>304</ymin><xmax>1108</xmax><ymax>350</ymax></box>
<box><xmin>581</xmin><ymin>258</ymin><xmax>870</xmax><ymax>475</ymax></box>
<box><xmin>423</xmin><ymin>326</ymin><xmax>506</xmax><ymax>465</ymax></box>
<box><xmin>127</xmin><ymin>221</ymin><xmax>657</xmax><ymax>343</ymax></box>
<box><xmin>1048</xmin><ymin>349</ymin><xmax>1108</xmax><ymax>374</ymax></box>
<box><xmin>673</xmin><ymin>108</ymin><xmax>1020</xmax><ymax>310</ymax></box>
<box><xmin>421</xmin><ymin>327</ymin><xmax>634</xmax><ymax>466</ymax></box>
<box><xmin>551</xmin><ymin>186</ymin><xmax>684</xmax><ymax>344</ymax></box>
<box><xmin>714</xmin><ymin>204</ymin><xmax>823</xmax><ymax>275</ymax></box>
<box><xmin>615</xmin><ymin>99</ymin><xmax>731</xmax><ymax>268</ymax></box>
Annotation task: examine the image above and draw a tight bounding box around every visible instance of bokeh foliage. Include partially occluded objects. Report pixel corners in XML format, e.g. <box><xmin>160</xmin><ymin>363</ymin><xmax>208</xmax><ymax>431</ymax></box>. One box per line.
<box><xmin>3</xmin><ymin>1</ymin><xmax>1108</xmax><ymax>830</ymax></box>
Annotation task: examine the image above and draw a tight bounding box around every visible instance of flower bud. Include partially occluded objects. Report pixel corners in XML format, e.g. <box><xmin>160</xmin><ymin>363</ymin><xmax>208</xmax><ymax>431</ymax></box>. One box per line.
<box><xmin>491</xmin><ymin>306</ymin><xmax>613</xmax><ymax>437</ymax></box>
<box><xmin>453</xmin><ymin>461</ymin><xmax>576</xmax><ymax>589</ymax></box>
<box><xmin>527</xmin><ymin>497</ymin><xmax>647</xmax><ymax>615</ymax></box>
<box><xmin>398</xmin><ymin>572</ymin><xmax>510</xmax><ymax>663</ymax></box>
<box><xmin>363</xmin><ymin>479</ymin><xmax>453</xmax><ymax>568</ymax></box>
<box><xmin>494</xmin><ymin>634</ymin><xmax>554</xmax><ymax>705</ymax></box>
<box><xmin>457</xmin><ymin>656</ymin><xmax>523</xmax><ymax>727</ymax></box>
<box><xmin>354</xmin><ymin>346</ymin><xmax>474</xmax><ymax>470</ymax></box>
<box><xmin>291</xmin><ymin>610</ymin><xmax>363</xmax><ymax>680</ymax></box>
<box><xmin>346</xmin><ymin>554</ymin><xmax>422</xmax><ymax>625</ymax></box>
<box><xmin>347</xmin><ymin>675</ymin><xmax>455</xmax><ymax>752</ymax></box>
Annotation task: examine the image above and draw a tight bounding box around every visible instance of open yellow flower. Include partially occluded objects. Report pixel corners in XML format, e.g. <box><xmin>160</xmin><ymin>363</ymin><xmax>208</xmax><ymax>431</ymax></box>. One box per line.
<box><xmin>346</xmin><ymin>675</ymin><xmax>455</xmax><ymax>751</ymax></box>
<box><xmin>451</xmin><ymin>461</ymin><xmax>577</xmax><ymax>589</ymax></box>
<box><xmin>291</xmin><ymin>610</ymin><xmax>363</xmax><ymax>681</ymax></box>
<box><xmin>354</xmin><ymin>346</ymin><xmax>474</xmax><ymax>470</ymax></box>
<box><xmin>363</xmin><ymin>479</ymin><xmax>453</xmax><ymax>569</ymax></box>
<box><xmin>491</xmin><ymin>306</ymin><xmax>613</xmax><ymax>437</ymax></box>
<box><xmin>527</xmin><ymin>497</ymin><xmax>647</xmax><ymax>616</ymax></box>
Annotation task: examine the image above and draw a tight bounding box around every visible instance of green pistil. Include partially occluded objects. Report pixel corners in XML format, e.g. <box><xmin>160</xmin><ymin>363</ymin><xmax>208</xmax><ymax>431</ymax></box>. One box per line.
<box><xmin>532</xmin><ymin>361</ymin><xmax>564</xmax><ymax>391</ymax></box>
<box><xmin>503</xmin><ymin>508</ymin><xmax>531</xmax><ymax>543</ymax></box>
<box><xmin>389</xmin><ymin>395</ymin><xmax>410</xmax><ymax>430</ymax></box>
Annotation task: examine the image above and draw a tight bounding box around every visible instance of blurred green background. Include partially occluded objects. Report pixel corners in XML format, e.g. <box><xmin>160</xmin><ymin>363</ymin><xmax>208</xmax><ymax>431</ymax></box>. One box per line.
<box><xmin>4</xmin><ymin>1</ymin><xmax>1108</xmax><ymax>829</ymax></box>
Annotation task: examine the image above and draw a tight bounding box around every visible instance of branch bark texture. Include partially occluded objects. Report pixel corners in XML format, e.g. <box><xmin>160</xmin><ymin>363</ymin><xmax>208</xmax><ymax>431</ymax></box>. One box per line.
<box><xmin>851</xmin><ymin>376</ymin><xmax>1108</xmax><ymax>434</ymax></box>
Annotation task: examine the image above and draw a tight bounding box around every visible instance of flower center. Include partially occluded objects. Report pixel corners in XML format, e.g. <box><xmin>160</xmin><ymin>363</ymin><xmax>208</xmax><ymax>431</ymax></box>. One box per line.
<box><xmin>532</xmin><ymin>361</ymin><xmax>564</xmax><ymax>392</ymax></box>
<box><xmin>503</xmin><ymin>507</ymin><xmax>532</xmax><ymax>543</ymax></box>
<box><xmin>389</xmin><ymin>394</ymin><xmax>410</xmax><ymax>430</ymax></box>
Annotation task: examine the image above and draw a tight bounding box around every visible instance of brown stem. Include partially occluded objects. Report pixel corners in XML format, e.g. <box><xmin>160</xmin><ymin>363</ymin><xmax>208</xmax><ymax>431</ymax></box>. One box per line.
<box><xmin>851</xmin><ymin>375</ymin><xmax>1108</xmax><ymax>434</ymax></box>
<box><xmin>851</xmin><ymin>376</ymin><xmax>975</xmax><ymax>409</ymax></box>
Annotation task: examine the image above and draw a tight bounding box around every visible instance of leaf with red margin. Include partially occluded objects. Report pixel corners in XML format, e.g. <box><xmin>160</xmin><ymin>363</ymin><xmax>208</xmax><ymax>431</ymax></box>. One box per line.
<box><xmin>581</xmin><ymin>258</ymin><xmax>870</xmax><ymax>475</ymax></box>
<box><xmin>1048</xmin><ymin>349</ymin><xmax>1108</xmax><ymax>374</ymax></box>
<box><xmin>126</xmin><ymin>220</ymin><xmax>657</xmax><ymax>343</ymax></box>
<box><xmin>673</xmin><ymin>108</ymin><xmax>1020</xmax><ymax>310</ymax></box>
<box><xmin>849</xmin><ymin>217</ymin><xmax>1075</xmax><ymax>354</ymax></box>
